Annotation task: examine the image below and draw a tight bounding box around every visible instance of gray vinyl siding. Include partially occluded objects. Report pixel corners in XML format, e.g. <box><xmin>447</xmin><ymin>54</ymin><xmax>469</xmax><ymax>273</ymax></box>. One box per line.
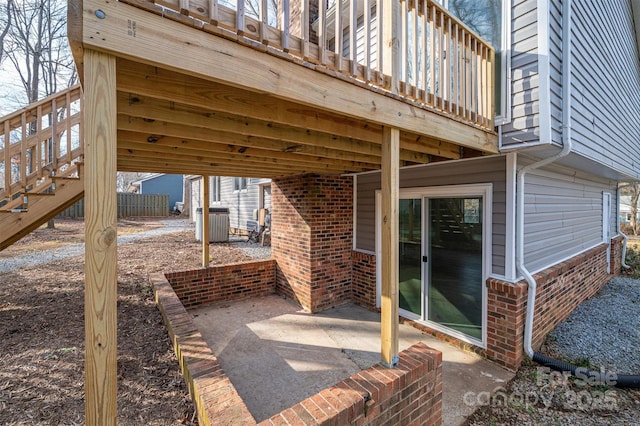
<box><xmin>190</xmin><ymin>176</ymin><xmax>271</xmax><ymax>230</ymax></box>
<box><xmin>356</xmin><ymin>156</ymin><xmax>507</xmax><ymax>276</ymax></box>
<box><xmin>218</xmin><ymin>177</ymin><xmax>271</xmax><ymax>231</ymax></box>
<box><xmin>548</xmin><ymin>0</ymin><xmax>563</xmax><ymax>145</ymax></box>
<box><xmin>340</xmin><ymin>5</ymin><xmax>378</xmax><ymax>69</ymax></box>
<box><xmin>522</xmin><ymin>161</ymin><xmax>618</xmax><ymax>273</ymax></box>
<box><xmin>501</xmin><ymin>0</ymin><xmax>541</xmax><ymax>145</ymax></box>
<box><xmin>564</xmin><ymin>0</ymin><xmax>640</xmax><ymax>179</ymax></box>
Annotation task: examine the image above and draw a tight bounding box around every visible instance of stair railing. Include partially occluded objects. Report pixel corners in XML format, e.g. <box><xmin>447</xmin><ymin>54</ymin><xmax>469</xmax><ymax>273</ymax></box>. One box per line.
<box><xmin>0</xmin><ymin>85</ymin><xmax>84</xmax><ymax>208</ymax></box>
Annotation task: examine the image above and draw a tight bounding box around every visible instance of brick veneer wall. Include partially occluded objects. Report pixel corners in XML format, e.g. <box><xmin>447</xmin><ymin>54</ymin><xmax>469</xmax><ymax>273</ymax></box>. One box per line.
<box><xmin>611</xmin><ymin>235</ymin><xmax>624</xmax><ymax>275</ymax></box>
<box><xmin>485</xmin><ymin>279</ymin><xmax>528</xmax><ymax>370</ymax></box>
<box><xmin>488</xmin><ymin>243</ymin><xmax>612</xmax><ymax>370</ymax></box>
<box><xmin>150</xmin><ymin>273</ymin><xmax>255</xmax><ymax>425</ymax></box>
<box><xmin>352</xmin><ymin>251</ymin><xmax>377</xmax><ymax>310</ymax></box>
<box><xmin>259</xmin><ymin>342</ymin><xmax>442</xmax><ymax>426</ymax></box>
<box><xmin>164</xmin><ymin>259</ymin><xmax>276</xmax><ymax>308</ymax></box>
<box><xmin>272</xmin><ymin>174</ymin><xmax>353</xmax><ymax>312</ymax></box>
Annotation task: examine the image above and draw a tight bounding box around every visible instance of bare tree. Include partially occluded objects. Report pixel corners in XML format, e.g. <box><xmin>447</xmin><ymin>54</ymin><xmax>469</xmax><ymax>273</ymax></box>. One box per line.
<box><xmin>449</xmin><ymin>0</ymin><xmax>501</xmax><ymax>48</ymax></box>
<box><xmin>3</xmin><ymin>0</ymin><xmax>77</xmax><ymax>227</ymax></box>
<box><xmin>4</xmin><ymin>0</ymin><xmax>75</xmax><ymax>106</ymax></box>
<box><xmin>0</xmin><ymin>0</ymin><xmax>14</xmax><ymax>65</ymax></box>
<box><xmin>622</xmin><ymin>184</ymin><xmax>640</xmax><ymax>236</ymax></box>
<box><xmin>117</xmin><ymin>172</ymin><xmax>152</xmax><ymax>193</ymax></box>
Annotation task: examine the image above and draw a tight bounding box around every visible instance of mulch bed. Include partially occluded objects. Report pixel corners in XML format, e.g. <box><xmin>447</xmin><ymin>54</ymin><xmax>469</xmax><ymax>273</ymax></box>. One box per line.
<box><xmin>0</xmin><ymin>219</ymin><xmax>255</xmax><ymax>425</ymax></box>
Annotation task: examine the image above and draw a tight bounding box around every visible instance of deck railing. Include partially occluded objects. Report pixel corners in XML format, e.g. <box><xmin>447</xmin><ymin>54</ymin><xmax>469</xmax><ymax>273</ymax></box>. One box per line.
<box><xmin>0</xmin><ymin>85</ymin><xmax>84</xmax><ymax>205</ymax></box>
<box><xmin>123</xmin><ymin>0</ymin><xmax>494</xmax><ymax>130</ymax></box>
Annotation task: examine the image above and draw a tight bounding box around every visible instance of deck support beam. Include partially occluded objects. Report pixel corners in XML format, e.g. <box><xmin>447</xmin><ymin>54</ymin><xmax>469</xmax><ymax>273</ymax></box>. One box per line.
<box><xmin>202</xmin><ymin>175</ymin><xmax>210</xmax><ymax>267</ymax></box>
<box><xmin>84</xmin><ymin>49</ymin><xmax>118</xmax><ymax>424</ymax></box>
<box><xmin>380</xmin><ymin>126</ymin><xmax>400</xmax><ymax>367</ymax></box>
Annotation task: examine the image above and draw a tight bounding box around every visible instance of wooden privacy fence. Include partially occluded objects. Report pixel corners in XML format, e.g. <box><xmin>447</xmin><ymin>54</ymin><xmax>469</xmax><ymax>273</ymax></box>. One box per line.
<box><xmin>123</xmin><ymin>0</ymin><xmax>494</xmax><ymax>129</ymax></box>
<box><xmin>57</xmin><ymin>193</ymin><xmax>170</xmax><ymax>218</ymax></box>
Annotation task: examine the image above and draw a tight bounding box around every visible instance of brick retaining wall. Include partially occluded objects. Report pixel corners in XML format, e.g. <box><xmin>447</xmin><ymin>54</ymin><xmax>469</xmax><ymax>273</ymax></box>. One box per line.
<box><xmin>164</xmin><ymin>259</ymin><xmax>276</xmax><ymax>308</ymax></box>
<box><xmin>259</xmin><ymin>342</ymin><xmax>442</xmax><ymax>426</ymax></box>
<box><xmin>150</xmin><ymin>273</ymin><xmax>255</xmax><ymax>425</ymax></box>
<box><xmin>152</xmin><ymin>271</ymin><xmax>443</xmax><ymax>425</ymax></box>
<box><xmin>611</xmin><ymin>235</ymin><xmax>624</xmax><ymax>275</ymax></box>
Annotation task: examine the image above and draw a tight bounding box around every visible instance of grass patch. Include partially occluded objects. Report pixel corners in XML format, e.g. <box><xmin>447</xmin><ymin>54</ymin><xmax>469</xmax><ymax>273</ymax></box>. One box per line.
<box><xmin>624</xmin><ymin>239</ymin><xmax>640</xmax><ymax>279</ymax></box>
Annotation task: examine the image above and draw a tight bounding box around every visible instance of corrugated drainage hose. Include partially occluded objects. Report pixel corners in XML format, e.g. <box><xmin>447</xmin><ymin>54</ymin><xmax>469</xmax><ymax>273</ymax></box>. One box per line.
<box><xmin>532</xmin><ymin>352</ymin><xmax>640</xmax><ymax>388</ymax></box>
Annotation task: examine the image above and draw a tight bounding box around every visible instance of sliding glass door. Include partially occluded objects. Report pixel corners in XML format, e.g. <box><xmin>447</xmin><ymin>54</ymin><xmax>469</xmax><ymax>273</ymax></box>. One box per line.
<box><xmin>389</xmin><ymin>186</ymin><xmax>488</xmax><ymax>345</ymax></box>
<box><xmin>427</xmin><ymin>197</ymin><xmax>483</xmax><ymax>340</ymax></box>
<box><xmin>399</xmin><ymin>198</ymin><xmax>422</xmax><ymax>318</ymax></box>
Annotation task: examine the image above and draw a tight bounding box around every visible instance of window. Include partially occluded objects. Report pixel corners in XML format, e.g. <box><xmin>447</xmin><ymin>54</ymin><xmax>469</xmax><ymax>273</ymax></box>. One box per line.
<box><xmin>463</xmin><ymin>198</ymin><xmax>481</xmax><ymax>224</ymax></box>
<box><xmin>234</xmin><ymin>177</ymin><xmax>248</xmax><ymax>192</ymax></box>
<box><xmin>210</xmin><ymin>176</ymin><xmax>221</xmax><ymax>202</ymax></box>
<box><xmin>438</xmin><ymin>0</ymin><xmax>509</xmax><ymax>122</ymax></box>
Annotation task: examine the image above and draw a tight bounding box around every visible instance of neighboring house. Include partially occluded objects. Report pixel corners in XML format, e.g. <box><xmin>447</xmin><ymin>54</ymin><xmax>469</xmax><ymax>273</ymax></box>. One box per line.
<box><xmin>619</xmin><ymin>195</ymin><xmax>640</xmax><ymax>223</ymax></box>
<box><xmin>185</xmin><ymin>175</ymin><xmax>271</xmax><ymax>232</ymax></box>
<box><xmin>129</xmin><ymin>173</ymin><xmax>184</xmax><ymax>211</ymax></box>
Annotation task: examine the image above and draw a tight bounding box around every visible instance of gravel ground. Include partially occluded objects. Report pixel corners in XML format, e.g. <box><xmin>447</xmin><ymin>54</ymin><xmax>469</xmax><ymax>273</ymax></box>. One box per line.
<box><xmin>1</xmin><ymin>221</ymin><xmax>270</xmax><ymax>273</ymax></box>
<box><xmin>0</xmin><ymin>219</ymin><xmax>192</xmax><ymax>273</ymax></box>
<box><xmin>228</xmin><ymin>235</ymin><xmax>272</xmax><ymax>260</ymax></box>
<box><xmin>547</xmin><ymin>277</ymin><xmax>640</xmax><ymax>373</ymax></box>
<box><xmin>465</xmin><ymin>277</ymin><xmax>640</xmax><ymax>425</ymax></box>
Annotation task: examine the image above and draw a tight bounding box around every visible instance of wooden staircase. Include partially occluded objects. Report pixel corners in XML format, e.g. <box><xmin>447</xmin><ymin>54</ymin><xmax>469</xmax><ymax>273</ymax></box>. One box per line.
<box><xmin>0</xmin><ymin>85</ymin><xmax>84</xmax><ymax>251</ymax></box>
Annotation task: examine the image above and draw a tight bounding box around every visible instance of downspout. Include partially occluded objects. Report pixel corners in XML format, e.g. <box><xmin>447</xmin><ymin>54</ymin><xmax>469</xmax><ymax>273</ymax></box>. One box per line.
<box><xmin>517</xmin><ymin>0</ymin><xmax>573</xmax><ymax>360</ymax></box>
<box><xmin>517</xmin><ymin>0</ymin><xmax>639</xmax><ymax>387</ymax></box>
<box><xmin>617</xmin><ymin>184</ymin><xmax>632</xmax><ymax>269</ymax></box>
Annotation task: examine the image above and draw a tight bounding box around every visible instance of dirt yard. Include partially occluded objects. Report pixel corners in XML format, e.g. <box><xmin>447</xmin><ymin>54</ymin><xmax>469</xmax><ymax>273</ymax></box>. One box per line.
<box><xmin>0</xmin><ymin>218</ymin><xmax>255</xmax><ymax>425</ymax></box>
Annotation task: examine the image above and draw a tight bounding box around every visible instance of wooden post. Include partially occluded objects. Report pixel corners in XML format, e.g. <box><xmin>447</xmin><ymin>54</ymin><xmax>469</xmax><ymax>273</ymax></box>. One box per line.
<box><xmin>202</xmin><ymin>175</ymin><xmax>210</xmax><ymax>267</ymax></box>
<box><xmin>84</xmin><ymin>49</ymin><xmax>117</xmax><ymax>425</ymax></box>
<box><xmin>381</xmin><ymin>126</ymin><xmax>400</xmax><ymax>367</ymax></box>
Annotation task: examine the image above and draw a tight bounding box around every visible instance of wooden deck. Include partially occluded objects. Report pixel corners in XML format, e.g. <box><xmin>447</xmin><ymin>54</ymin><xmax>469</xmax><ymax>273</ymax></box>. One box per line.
<box><xmin>68</xmin><ymin>0</ymin><xmax>497</xmax><ymax>178</ymax></box>
<box><xmin>64</xmin><ymin>0</ymin><xmax>500</xmax><ymax>422</ymax></box>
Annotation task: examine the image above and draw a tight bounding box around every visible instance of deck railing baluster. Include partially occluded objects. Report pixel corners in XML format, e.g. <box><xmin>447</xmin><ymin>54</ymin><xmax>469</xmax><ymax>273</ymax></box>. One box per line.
<box><xmin>259</xmin><ymin>0</ymin><xmax>268</xmax><ymax>44</ymax></box>
<box><xmin>36</xmin><ymin>106</ymin><xmax>43</xmax><ymax>177</ymax></box>
<box><xmin>209</xmin><ymin>0</ymin><xmax>219</xmax><ymax>25</ymax></box>
<box><xmin>281</xmin><ymin>0</ymin><xmax>290</xmax><ymax>51</ymax></box>
<box><xmin>319</xmin><ymin>0</ymin><xmax>327</xmax><ymax>65</ymax></box>
<box><xmin>349</xmin><ymin>0</ymin><xmax>357</xmax><ymax>76</ymax></box>
<box><xmin>334</xmin><ymin>0</ymin><xmax>343</xmax><ymax>70</ymax></box>
<box><xmin>2</xmin><ymin>120</ymin><xmax>10</xmax><ymax>199</ymax></box>
<box><xmin>0</xmin><ymin>85</ymin><xmax>84</xmax><ymax>207</ymax></box>
<box><xmin>376</xmin><ymin>0</ymin><xmax>383</xmax><ymax>84</ymax></box>
<box><xmin>401</xmin><ymin>0</ymin><xmax>409</xmax><ymax>96</ymax></box>
<box><xmin>236</xmin><ymin>0</ymin><xmax>245</xmax><ymax>35</ymax></box>
<box><xmin>66</xmin><ymin>91</ymin><xmax>73</xmax><ymax>165</ymax></box>
<box><xmin>302</xmin><ymin>0</ymin><xmax>310</xmax><ymax>59</ymax></box>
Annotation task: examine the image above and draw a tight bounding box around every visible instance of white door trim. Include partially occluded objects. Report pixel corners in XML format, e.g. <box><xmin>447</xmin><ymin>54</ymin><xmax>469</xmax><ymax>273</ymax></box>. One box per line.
<box><xmin>375</xmin><ymin>183</ymin><xmax>492</xmax><ymax>348</ymax></box>
<box><xmin>603</xmin><ymin>191</ymin><xmax>612</xmax><ymax>274</ymax></box>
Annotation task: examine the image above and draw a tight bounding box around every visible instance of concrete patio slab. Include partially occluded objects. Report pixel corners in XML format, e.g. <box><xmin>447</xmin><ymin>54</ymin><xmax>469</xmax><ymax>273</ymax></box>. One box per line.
<box><xmin>190</xmin><ymin>295</ymin><xmax>513</xmax><ymax>425</ymax></box>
